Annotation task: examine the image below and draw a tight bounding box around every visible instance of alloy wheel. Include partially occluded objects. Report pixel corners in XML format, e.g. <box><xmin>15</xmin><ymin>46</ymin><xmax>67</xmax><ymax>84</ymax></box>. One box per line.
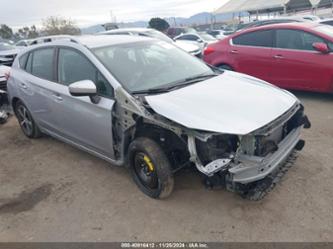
<box><xmin>17</xmin><ymin>105</ymin><xmax>33</xmax><ymax>136</ymax></box>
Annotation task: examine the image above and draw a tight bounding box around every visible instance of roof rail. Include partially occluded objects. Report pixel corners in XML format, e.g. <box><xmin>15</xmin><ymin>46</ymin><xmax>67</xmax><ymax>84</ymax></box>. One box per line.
<box><xmin>29</xmin><ymin>35</ymin><xmax>81</xmax><ymax>46</ymax></box>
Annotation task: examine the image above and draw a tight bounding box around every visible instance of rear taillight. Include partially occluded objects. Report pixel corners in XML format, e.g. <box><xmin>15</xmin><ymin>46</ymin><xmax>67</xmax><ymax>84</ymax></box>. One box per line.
<box><xmin>204</xmin><ymin>46</ymin><xmax>215</xmax><ymax>56</ymax></box>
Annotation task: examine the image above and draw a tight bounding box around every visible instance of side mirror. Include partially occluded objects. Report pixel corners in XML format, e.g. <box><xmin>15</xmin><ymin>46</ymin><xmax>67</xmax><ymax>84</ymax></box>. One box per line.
<box><xmin>313</xmin><ymin>42</ymin><xmax>329</xmax><ymax>54</ymax></box>
<box><xmin>197</xmin><ymin>39</ymin><xmax>204</xmax><ymax>43</ymax></box>
<box><xmin>69</xmin><ymin>80</ymin><xmax>100</xmax><ymax>104</ymax></box>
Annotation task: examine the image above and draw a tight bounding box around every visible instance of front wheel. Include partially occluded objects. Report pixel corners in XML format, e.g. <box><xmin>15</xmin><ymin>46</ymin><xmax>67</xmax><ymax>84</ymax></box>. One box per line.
<box><xmin>128</xmin><ymin>137</ymin><xmax>174</xmax><ymax>199</ymax></box>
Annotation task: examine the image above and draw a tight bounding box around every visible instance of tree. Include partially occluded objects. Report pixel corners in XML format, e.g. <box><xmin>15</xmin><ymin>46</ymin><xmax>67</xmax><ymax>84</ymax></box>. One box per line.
<box><xmin>148</xmin><ymin>18</ymin><xmax>170</xmax><ymax>32</ymax></box>
<box><xmin>41</xmin><ymin>16</ymin><xmax>81</xmax><ymax>36</ymax></box>
<box><xmin>28</xmin><ymin>25</ymin><xmax>39</xmax><ymax>39</ymax></box>
<box><xmin>0</xmin><ymin>24</ymin><xmax>13</xmax><ymax>39</ymax></box>
<box><xmin>16</xmin><ymin>25</ymin><xmax>39</xmax><ymax>39</ymax></box>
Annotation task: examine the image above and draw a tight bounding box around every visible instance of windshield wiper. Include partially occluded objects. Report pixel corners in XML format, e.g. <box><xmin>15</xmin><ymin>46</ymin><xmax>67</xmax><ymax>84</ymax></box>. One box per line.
<box><xmin>132</xmin><ymin>73</ymin><xmax>219</xmax><ymax>95</ymax></box>
<box><xmin>132</xmin><ymin>87</ymin><xmax>174</xmax><ymax>95</ymax></box>
<box><xmin>183</xmin><ymin>73</ymin><xmax>219</xmax><ymax>83</ymax></box>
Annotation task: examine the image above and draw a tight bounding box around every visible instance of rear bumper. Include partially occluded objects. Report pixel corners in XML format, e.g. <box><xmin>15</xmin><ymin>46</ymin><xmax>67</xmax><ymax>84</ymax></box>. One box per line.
<box><xmin>229</xmin><ymin>126</ymin><xmax>302</xmax><ymax>184</ymax></box>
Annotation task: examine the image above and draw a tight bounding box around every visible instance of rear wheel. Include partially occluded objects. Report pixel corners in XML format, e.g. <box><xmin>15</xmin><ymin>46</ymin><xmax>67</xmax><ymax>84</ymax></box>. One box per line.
<box><xmin>128</xmin><ymin>137</ymin><xmax>174</xmax><ymax>199</ymax></box>
<box><xmin>14</xmin><ymin>100</ymin><xmax>42</xmax><ymax>138</ymax></box>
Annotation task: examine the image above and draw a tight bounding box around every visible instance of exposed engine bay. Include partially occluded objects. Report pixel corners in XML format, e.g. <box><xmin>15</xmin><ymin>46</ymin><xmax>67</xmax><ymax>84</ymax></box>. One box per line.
<box><xmin>110</xmin><ymin>87</ymin><xmax>311</xmax><ymax>200</ymax></box>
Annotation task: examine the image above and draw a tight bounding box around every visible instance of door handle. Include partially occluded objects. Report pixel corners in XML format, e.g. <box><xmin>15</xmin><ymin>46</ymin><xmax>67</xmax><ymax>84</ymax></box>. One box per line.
<box><xmin>273</xmin><ymin>55</ymin><xmax>284</xmax><ymax>59</ymax></box>
<box><xmin>230</xmin><ymin>50</ymin><xmax>239</xmax><ymax>54</ymax></box>
<box><xmin>52</xmin><ymin>94</ymin><xmax>63</xmax><ymax>101</ymax></box>
<box><xmin>20</xmin><ymin>83</ymin><xmax>28</xmax><ymax>89</ymax></box>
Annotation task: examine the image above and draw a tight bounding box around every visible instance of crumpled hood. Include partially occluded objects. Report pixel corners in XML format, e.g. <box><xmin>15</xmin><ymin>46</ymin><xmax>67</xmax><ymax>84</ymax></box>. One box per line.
<box><xmin>145</xmin><ymin>71</ymin><xmax>298</xmax><ymax>135</ymax></box>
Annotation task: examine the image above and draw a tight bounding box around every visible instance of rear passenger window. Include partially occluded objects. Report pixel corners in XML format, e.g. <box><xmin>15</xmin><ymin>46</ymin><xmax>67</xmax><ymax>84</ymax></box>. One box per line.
<box><xmin>31</xmin><ymin>48</ymin><xmax>55</xmax><ymax>81</ymax></box>
<box><xmin>26</xmin><ymin>53</ymin><xmax>33</xmax><ymax>73</ymax></box>
<box><xmin>58</xmin><ymin>48</ymin><xmax>114</xmax><ymax>98</ymax></box>
<box><xmin>19</xmin><ymin>53</ymin><xmax>29</xmax><ymax>69</ymax></box>
<box><xmin>233</xmin><ymin>30</ymin><xmax>274</xmax><ymax>47</ymax></box>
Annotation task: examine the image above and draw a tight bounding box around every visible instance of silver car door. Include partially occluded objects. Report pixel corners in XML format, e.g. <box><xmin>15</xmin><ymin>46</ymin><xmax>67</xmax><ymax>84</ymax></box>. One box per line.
<box><xmin>52</xmin><ymin>47</ymin><xmax>115</xmax><ymax>159</ymax></box>
<box><xmin>17</xmin><ymin>48</ymin><xmax>60</xmax><ymax>133</ymax></box>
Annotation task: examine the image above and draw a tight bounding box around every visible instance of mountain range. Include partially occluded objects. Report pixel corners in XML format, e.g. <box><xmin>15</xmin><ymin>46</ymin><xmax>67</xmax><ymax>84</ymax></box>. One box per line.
<box><xmin>81</xmin><ymin>11</ymin><xmax>248</xmax><ymax>34</ymax></box>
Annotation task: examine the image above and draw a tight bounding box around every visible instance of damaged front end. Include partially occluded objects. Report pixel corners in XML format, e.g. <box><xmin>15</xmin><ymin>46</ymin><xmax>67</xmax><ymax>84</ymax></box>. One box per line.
<box><xmin>187</xmin><ymin>103</ymin><xmax>311</xmax><ymax>200</ymax></box>
<box><xmin>112</xmin><ymin>87</ymin><xmax>310</xmax><ymax>200</ymax></box>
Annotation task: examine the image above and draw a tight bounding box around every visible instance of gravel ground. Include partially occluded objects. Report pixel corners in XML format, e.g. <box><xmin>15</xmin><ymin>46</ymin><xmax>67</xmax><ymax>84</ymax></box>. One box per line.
<box><xmin>0</xmin><ymin>91</ymin><xmax>332</xmax><ymax>242</ymax></box>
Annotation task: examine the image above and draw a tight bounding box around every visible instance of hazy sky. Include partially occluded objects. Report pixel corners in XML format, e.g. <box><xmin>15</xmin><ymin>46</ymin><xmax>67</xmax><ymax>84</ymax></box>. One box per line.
<box><xmin>0</xmin><ymin>0</ymin><xmax>228</xmax><ymax>29</ymax></box>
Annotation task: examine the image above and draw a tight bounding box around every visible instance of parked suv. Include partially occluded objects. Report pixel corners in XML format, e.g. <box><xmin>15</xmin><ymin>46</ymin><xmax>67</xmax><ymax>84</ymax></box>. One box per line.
<box><xmin>8</xmin><ymin>35</ymin><xmax>310</xmax><ymax>200</ymax></box>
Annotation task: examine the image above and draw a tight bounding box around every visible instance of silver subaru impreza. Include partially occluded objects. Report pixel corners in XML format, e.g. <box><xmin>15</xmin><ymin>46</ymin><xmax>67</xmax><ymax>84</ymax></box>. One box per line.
<box><xmin>7</xmin><ymin>35</ymin><xmax>310</xmax><ymax>200</ymax></box>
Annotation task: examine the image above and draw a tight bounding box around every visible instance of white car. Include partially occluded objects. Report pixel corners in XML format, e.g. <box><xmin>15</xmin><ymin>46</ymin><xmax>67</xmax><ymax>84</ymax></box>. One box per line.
<box><xmin>317</xmin><ymin>18</ymin><xmax>333</xmax><ymax>26</ymax></box>
<box><xmin>99</xmin><ymin>28</ymin><xmax>202</xmax><ymax>57</ymax></box>
<box><xmin>207</xmin><ymin>30</ymin><xmax>228</xmax><ymax>40</ymax></box>
<box><xmin>174</xmin><ymin>32</ymin><xmax>218</xmax><ymax>50</ymax></box>
<box><xmin>15</xmin><ymin>39</ymin><xmax>32</xmax><ymax>47</ymax></box>
<box><xmin>0</xmin><ymin>43</ymin><xmax>21</xmax><ymax>66</ymax></box>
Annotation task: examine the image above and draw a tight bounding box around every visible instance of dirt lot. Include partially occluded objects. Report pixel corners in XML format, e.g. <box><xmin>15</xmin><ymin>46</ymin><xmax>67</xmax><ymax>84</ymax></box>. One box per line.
<box><xmin>0</xmin><ymin>91</ymin><xmax>332</xmax><ymax>242</ymax></box>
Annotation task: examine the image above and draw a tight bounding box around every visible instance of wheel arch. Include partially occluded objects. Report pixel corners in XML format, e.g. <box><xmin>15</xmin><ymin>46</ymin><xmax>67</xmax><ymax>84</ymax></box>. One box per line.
<box><xmin>131</xmin><ymin>121</ymin><xmax>190</xmax><ymax>171</ymax></box>
<box><xmin>216</xmin><ymin>63</ymin><xmax>234</xmax><ymax>71</ymax></box>
<box><xmin>12</xmin><ymin>97</ymin><xmax>21</xmax><ymax>109</ymax></box>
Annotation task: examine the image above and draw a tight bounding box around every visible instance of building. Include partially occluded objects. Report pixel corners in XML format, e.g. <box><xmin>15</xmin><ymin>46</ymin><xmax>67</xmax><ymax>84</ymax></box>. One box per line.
<box><xmin>215</xmin><ymin>0</ymin><xmax>333</xmax><ymax>18</ymax></box>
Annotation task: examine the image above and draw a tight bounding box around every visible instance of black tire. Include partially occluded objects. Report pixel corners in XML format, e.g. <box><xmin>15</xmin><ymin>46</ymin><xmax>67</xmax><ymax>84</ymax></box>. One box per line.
<box><xmin>14</xmin><ymin>100</ymin><xmax>42</xmax><ymax>138</ymax></box>
<box><xmin>0</xmin><ymin>117</ymin><xmax>7</xmax><ymax>125</ymax></box>
<box><xmin>218</xmin><ymin>64</ymin><xmax>234</xmax><ymax>71</ymax></box>
<box><xmin>128</xmin><ymin>137</ymin><xmax>174</xmax><ymax>199</ymax></box>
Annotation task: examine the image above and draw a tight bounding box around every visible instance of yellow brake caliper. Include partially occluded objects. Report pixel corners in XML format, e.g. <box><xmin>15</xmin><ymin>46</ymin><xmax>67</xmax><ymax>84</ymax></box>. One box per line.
<box><xmin>143</xmin><ymin>155</ymin><xmax>155</xmax><ymax>172</ymax></box>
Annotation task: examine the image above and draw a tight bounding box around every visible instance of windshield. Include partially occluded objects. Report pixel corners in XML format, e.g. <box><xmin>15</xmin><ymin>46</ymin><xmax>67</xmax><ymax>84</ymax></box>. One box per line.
<box><xmin>0</xmin><ymin>43</ymin><xmax>15</xmax><ymax>51</ymax></box>
<box><xmin>93</xmin><ymin>41</ymin><xmax>215</xmax><ymax>93</ymax></box>
<box><xmin>314</xmin><ymin>25</ymin><xmax>333</xmax><ymax>38</ymax></box>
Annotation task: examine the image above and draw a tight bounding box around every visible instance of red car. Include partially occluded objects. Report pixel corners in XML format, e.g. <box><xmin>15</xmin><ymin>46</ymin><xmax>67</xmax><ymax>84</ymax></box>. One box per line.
<box><xmin>204</xmin><ymin>23</ymin><xmax>333</xmax><ymax>93</ymax></box>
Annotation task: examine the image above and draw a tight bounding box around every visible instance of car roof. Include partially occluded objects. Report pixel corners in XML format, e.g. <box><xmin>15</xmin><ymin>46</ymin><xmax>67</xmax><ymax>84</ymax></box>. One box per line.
<box><xmin>26</xmin><ymin>35</ymin><xmax>155</xmax><ymax>50</ymax></box>
<box><xmin>319</xmin><ymin>18</ymin><xmax>333</xmax><ymax>22</ymax></box>
<box><xmin>234</xmin><ymin>22</ymin><xmax>323</xmax><ymax>35</ymax></box>
<box><xmin>76</xmin><ymin>35</ymin><xmax>154</xmax><ymax>48</ymax></box>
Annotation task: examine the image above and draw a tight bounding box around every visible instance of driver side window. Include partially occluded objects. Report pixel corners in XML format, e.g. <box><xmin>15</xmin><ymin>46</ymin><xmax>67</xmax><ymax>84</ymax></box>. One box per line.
<box><xmin>58</xmin><ymin>48</ymin><xmax>114</xmax><ymax>98</ymax></box>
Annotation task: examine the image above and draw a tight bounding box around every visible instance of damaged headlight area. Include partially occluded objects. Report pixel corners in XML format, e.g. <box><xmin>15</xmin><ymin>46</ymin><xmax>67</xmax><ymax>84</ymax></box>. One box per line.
<box><xmin>187</xmin><ymin>104</ymin><xmax>311</xmax><ymax>201</ymax></box>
